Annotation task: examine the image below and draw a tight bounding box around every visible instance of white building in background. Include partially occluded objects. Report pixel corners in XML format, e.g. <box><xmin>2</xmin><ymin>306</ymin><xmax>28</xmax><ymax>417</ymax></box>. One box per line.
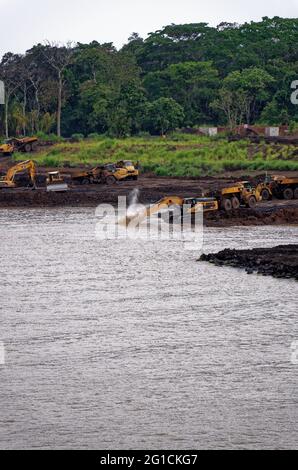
<box><xmin>0</xmin><ymin>80</ymin><xmax>4</xmax><ymax>104</ymax></box>
<box><xmin>265</xmin><ymin>127</ymin><xmax>280</xmax><ymax>137</ymax></box>
<box><xmin>199</xmin><ymin>127</ymin><xmax>218</xmax><ymax>137</ymax></box>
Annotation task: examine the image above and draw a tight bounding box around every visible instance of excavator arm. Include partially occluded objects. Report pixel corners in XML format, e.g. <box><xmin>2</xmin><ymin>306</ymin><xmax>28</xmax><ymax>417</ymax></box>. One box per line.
<box><xmin>148</xmin><ymin>196</ymin><xmax>218</xmax><ymax>216</ymax></box>
<box><xmin>123</xmin><ymin>196</ymin><xmax>218</xmax><ymax>226</ymax></box>
<box><xmin>146</xmin><ymin>196</ymin><xmax>184</xmax><ymax>218</ymax></box>
<box><xmin>0</xmin><ymin>160</ymin><xmax>36</xmax><ymax>188</ymax></box>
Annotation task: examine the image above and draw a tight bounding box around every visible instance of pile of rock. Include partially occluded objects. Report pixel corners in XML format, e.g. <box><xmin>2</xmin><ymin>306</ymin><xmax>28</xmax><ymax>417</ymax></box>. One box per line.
<box><xmin>200</xmin><ymin>245</ymin><xmax>298</xmax><ymax>280</ymax></box>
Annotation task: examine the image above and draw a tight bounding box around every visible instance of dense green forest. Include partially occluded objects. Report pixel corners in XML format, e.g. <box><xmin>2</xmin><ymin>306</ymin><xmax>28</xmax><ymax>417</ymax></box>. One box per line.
<box><xmin>0</xmin><ymin>17</ymin><xmax>297</xmax><ymax>138</ymax></box>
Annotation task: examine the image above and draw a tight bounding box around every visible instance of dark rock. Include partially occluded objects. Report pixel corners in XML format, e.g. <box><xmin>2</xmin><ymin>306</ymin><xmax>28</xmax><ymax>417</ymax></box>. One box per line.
<box><xmin>199</xmin><ymin>245</ymin><xmax>298</xmax><ymax>281</ymax></box>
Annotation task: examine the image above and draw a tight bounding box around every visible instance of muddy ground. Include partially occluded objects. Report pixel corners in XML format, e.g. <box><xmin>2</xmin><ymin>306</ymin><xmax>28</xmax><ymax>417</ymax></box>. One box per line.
<box><xmin>0</xmin><ymin>174</ymin><xmax>298</xmax><ymax>228</ymax></box>
<box><xmin>200</xmin><ymin>245</ymin><xmax>298</xmax><ymax>280</ymax></box>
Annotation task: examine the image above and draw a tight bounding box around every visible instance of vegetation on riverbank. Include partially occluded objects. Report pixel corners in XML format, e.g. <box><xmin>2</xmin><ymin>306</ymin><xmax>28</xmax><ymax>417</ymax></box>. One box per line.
<box><xmin>0</xmin><ymin>18</ymin><xmax>297</xmax><ymax>138</ymax></box>
<box><xmin>13</xmin><ymin>134</ymin><xmax>298</xmax><ymax>177</ymax></box>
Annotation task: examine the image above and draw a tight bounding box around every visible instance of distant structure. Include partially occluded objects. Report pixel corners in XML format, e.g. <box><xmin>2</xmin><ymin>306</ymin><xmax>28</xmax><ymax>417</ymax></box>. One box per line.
<box><xmin>0</xmin><ymin>80</ymin><xmax>4</xmax><ymax>104</ymax></box>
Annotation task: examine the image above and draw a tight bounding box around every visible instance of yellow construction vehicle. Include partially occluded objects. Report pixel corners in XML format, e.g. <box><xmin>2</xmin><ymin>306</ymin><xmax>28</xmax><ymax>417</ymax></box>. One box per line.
<box><xmin>147</xmin><ymin>196</ymin><xmax>218</xmax><ymax>216</ymax></box>
<box><xmin>255</xmin><ymin>181</ymin><xmax>273</xmax><ymax>201</ymax></box>
<box><xmin>124</xmin><ymin>196</ymin><xmax>218</xmax><ymax>225</ymax></box>
<box><xmin>6</xmin><ymin>136</ymin><xmax>39</xmax><ymax>153</ymax></box>
<box><xmin>72</xmin><ymin>161</ymin><xmax>139</xmax><ymax>185</ymax></box>
<box><xmin>207</xmin><ymin>181</ymin><xmax>261</xmax><ymax>211</ymax></box>
<box><xmin>103</xmin><ymin>161</ymin><xmax>139</xmax><ymax>184</ymax></box>
<box><xmin>0</xmin><ymin>142</ymin><xmax>14</xmax><ymax>156</ymax></box>
<box><xmin>270</xmin><ymin>176</ymin><xmax>298</xmax><ymax>200</ymax></box>
<box><xmin>0</xmin><ymin>160</ymin><xmax>36</xmax><ymax>188</ymax></box>
<box><xmin>114</xmin><ymin>160</ymin><xmax>139</xmax><ymax>181</ymax></box>
<box><xmin>46</xmin><ymin>171</ymin><xmax>69</xmax><ymax>192</ymax></box>
<box><xmin>72</xmin><ymin>164</ymin><xmax>115</xmax><ymax>185</ymax></box>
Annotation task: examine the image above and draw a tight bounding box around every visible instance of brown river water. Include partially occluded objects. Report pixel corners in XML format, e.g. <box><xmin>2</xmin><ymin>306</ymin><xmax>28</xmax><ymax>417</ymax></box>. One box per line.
<box><xmin>0</xmin><ymin>206</ymin><xmax>297</xmax><ymax>449</ymax></box>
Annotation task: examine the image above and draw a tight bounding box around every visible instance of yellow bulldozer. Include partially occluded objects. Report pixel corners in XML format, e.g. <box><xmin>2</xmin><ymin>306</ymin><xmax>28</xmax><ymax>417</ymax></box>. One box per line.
<box><xmin>0</xmin><ymin>160</ymin><xmax>36</xmax><ymax>188</ymax></box>
<box><xmin>46</xmin><ymin>171</ymin><xmax>69</xmax><ymax>192</ymax></box>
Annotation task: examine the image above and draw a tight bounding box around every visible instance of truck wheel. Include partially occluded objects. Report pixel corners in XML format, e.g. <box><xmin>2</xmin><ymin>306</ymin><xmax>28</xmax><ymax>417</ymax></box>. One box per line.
<box><xmin>106</xmin><ymin>175</ymin><xmax>117</xmax><ymax>185</ymax></box>
<box><xmin>232</xmin><ymin>197</ymin><xmax>240</xmax><ymax>210</ymax></box>
<box><xmin>261</xmin><ymin>189</ymin><xmax>271</xmax><ymax>201</ymax></box>
<box><xmin>81</xmin><ymin>178</ymin><xmax>90</xmax><ymax>185</ymax></box>
<box><xmin>222</xmin><ymin>198</ymin><xmax>232</xmax><ymax>211</ymax></box>
<box><xmin>283</xmin><ymin>188</ymin><xmax>293</xmax><ymax>200</ymax></box>
<box><xmin>247</xmin><ymin>196</ymin><xmax>257</xmax><ymax>208</ymax></box>
<box><xmin>294</xmin><ymin>188</ymin><xmax>298</xmax><ymax>199</ymax></box>
<box><xmin>24</xmin><ymin>143</ymin><xmax>32</xmax><ymax>153</ymax></box>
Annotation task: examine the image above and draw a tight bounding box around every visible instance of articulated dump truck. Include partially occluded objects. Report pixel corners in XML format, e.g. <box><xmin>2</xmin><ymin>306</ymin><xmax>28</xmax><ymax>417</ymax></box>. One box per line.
<box><xmin>0</xmin><ymin>137</ymin><xmax>38</xmax><ymax>156</ymax></box>
<box><xmin>206</xmin><ymin>181</ymin><xmax>261</xmax><ymax>211</ymax></box>
<box><xmin>270</xmin><ymin>176</ymin><xmax>298</xmax><ymax>200</ymax></box>
<box><xmin>72</xmin><ymin>161</ymin><xmax>139</xmax><ymax>185</ymax></box>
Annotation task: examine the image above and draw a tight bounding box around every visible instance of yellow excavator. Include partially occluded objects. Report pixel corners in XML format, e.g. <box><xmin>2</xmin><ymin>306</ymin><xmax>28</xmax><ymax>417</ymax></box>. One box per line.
<box><xmin>124</xmin><ymin>196</ymin><xmax>218</xmax><ymax>225</ymax></box>
<box><xmin>0</xmin><ymin>160</ymin><xmax>36</xmax><ymax>188</ymax></box>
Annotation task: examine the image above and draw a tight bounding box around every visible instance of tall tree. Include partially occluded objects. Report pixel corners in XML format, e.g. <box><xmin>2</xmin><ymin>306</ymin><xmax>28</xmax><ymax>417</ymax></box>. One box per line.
<box><xmin>41</xmin><ymin>42</ymin><xmax>74</xmax><ymax>136</ymax></box>
<box><xmin>144</xmin><ymin>97</ymin><xmax>184</xmax><ymax>135</ymax></box>
<box><xmin>0</xmin><ymin>53</ymin><xmax>24</xmax><ymax>137</ymax></box>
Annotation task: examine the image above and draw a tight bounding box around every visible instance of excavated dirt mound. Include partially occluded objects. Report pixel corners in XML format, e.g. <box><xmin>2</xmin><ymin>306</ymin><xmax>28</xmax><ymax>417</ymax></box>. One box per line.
<box><xmin>200</xmin><ymin>245</ymin><xmax>298</xmax><ymax>280</ymax></box>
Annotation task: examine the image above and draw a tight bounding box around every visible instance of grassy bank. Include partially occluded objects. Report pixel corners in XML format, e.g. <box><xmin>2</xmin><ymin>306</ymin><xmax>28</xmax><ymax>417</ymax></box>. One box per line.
<box><xmin>14</xmin><ymin>134</ymin><xmax>298</xmax><ymax>177</ymax></box>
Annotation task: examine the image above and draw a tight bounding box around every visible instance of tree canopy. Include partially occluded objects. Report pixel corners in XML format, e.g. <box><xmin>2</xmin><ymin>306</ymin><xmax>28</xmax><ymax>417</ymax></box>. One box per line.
<box><xmin>0</xmin><ymin>17</ymin><xmax>297</xmax><ymax>137</ymax></box>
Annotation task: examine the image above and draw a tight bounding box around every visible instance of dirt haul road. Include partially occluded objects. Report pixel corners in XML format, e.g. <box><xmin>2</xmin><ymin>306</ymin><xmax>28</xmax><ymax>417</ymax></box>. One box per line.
<box><xmin>0</xmin><ymin>175</ymin><xmax>297</xmax><ymax>228</ymax></box>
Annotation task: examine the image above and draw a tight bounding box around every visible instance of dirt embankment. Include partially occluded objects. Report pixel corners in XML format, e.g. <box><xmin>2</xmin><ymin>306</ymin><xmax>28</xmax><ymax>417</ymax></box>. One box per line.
<box><xmin>0</xmin><ymin>175</ymin><xmax>298</xmax><ymax>227</ymax></box>
<box><xmin>200</xmin><ymin>245</ymin><xmax>298</xmax><ymax>280</ymax></box>
<box><xmin>204</xmin><ymin>203</ymin><xmax>298</xmax><ymax>227</ymax></box>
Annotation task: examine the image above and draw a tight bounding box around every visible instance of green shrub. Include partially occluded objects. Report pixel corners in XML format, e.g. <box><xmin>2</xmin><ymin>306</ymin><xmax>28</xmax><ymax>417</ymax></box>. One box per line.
<box><xmin>71</xmin><ymin>133</ymin><xmax>85</xmax><ymax>142</ymax></box>
<box><xmin>87</xmin><ymin>133</ymin><xmax>102</xmax><ymax>140</ymax></box>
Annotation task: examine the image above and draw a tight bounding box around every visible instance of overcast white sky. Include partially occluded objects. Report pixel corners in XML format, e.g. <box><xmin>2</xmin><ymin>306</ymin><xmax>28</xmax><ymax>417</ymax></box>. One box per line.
<box><xmin>0</xmin><ymin>0</ymin><xmax>297</xmax><ymax>58</ymax></box>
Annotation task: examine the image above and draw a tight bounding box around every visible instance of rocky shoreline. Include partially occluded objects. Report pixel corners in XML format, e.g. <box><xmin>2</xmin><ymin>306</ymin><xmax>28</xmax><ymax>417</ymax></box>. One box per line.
<box><xmin>200</xmin><ymin>245</ymin><xmax>298</xmax><ymax>280</ymax></box>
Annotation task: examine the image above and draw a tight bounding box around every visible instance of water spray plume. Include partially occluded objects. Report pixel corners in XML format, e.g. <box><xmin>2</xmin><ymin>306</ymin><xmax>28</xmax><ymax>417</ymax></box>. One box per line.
<box><xmin>119</xmin><ymin>188</ymin><xmax>147</xmax><ymax>226</ymax></box>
